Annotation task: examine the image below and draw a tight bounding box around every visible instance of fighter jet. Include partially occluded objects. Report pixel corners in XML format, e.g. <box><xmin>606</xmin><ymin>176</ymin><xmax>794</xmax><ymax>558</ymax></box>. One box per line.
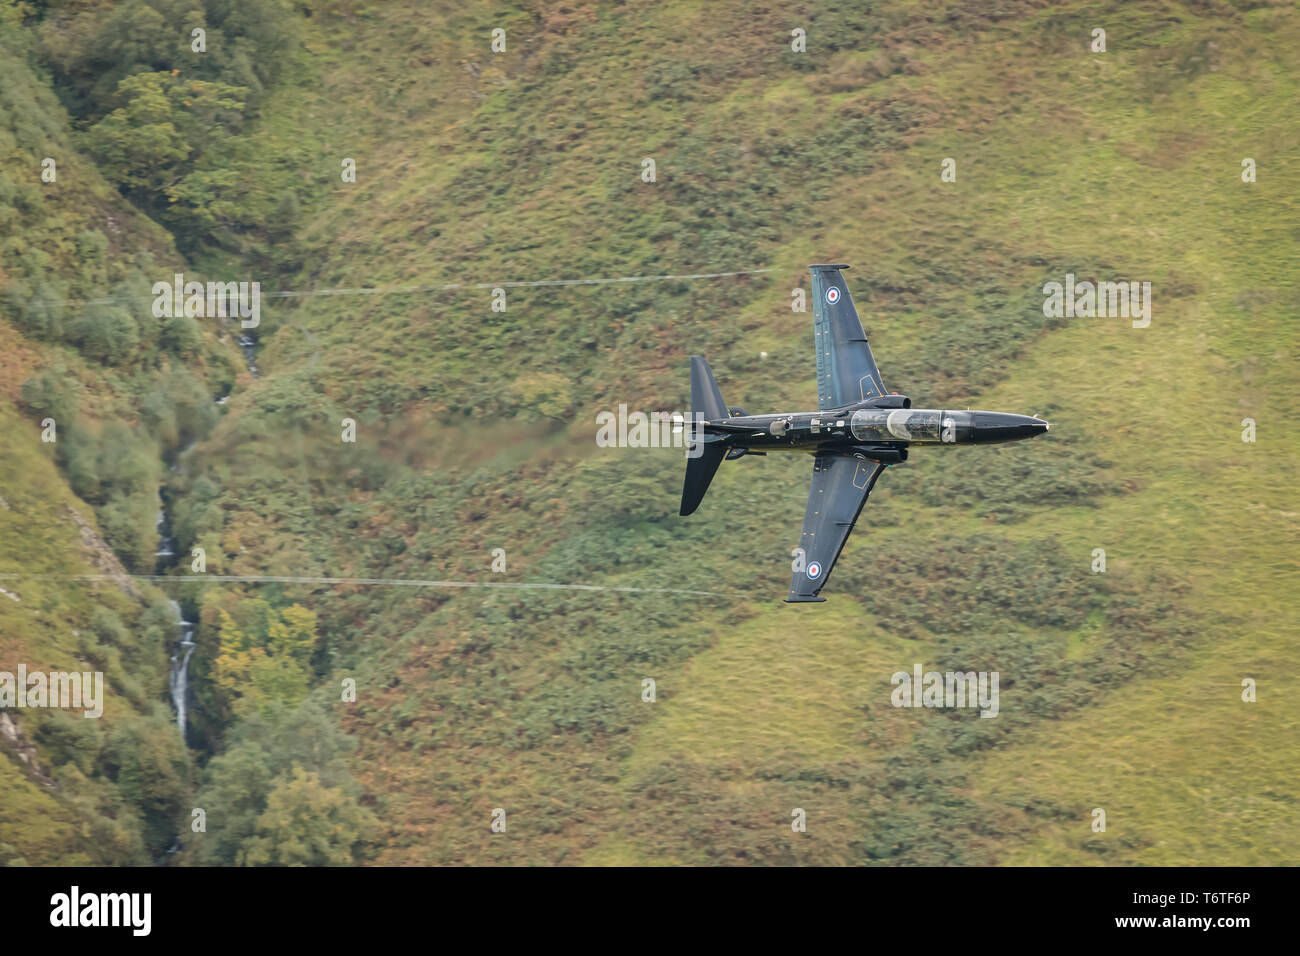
<box><xmin>679</xmin><ymin>264</ymin><xmax>1049</xmax><ymax>603</ymax></box>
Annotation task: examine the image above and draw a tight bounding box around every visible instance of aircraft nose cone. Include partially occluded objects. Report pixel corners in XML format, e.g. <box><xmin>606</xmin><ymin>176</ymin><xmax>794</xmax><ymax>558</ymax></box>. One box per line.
<box><xmin>971</xmin><ymin>412</ymin><xmax>1050</xmax><ymax>443</ymax></box>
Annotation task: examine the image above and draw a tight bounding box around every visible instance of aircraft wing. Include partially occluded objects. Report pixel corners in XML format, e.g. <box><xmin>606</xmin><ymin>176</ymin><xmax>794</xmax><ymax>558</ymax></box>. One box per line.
<box><xmin>809</xmin><ymin>264</ymin><xmax>886</xmax><ymax>409</ymax></box>
<box><xmin>785</xmin><ymin>451</ymin><xmax>885</xmax><ymax>603</ymax></box>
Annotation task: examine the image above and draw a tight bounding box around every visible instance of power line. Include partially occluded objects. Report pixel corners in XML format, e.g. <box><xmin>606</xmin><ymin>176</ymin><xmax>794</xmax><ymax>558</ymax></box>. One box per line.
<box><xmin>64</xmin><ymin>267</ymin><xmax>773</xmax><ymax>307</ymax></box>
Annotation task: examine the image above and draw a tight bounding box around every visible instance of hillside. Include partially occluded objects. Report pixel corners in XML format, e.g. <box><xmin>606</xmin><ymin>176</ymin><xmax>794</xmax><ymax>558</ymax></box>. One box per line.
<box><xmin>1</xmin><ymin>0</ymin><xmax>1297</xmax><ymax>866</ymax></box>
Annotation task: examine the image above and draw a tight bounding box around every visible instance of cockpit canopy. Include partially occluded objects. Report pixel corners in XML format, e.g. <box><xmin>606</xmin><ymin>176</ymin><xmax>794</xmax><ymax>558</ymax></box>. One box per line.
<box><xmin>850</xmin><ymin>408</ymin><xmax>966</xmax><ymax>443</ymax></box>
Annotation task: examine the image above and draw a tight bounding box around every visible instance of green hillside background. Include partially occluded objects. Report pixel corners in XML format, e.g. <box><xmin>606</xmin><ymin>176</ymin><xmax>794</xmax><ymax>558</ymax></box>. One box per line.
<box><xmin>1</xmin><ymin>0</ymin><xmax>1296</xmax><ymax>865</ymax></box>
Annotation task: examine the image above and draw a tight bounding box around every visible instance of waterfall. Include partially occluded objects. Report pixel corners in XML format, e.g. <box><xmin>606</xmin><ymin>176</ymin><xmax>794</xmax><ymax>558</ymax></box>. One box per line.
<box><xmin>154</xmin><ymin>510</ymin><xmax>175</xmax><ymax>562</ymax></box>
<box><xmin>167</xmin><ymin>600</ymin><xmax>197</xmax><ymax>739</ymax></box>
<box><xmin>157</xmin><ymin>490</ymin><xmax>192</xmax><ymax>737</ymax></box>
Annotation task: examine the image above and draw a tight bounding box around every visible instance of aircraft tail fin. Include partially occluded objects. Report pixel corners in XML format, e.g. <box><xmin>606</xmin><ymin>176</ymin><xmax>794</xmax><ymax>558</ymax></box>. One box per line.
<box><xmin>689</xmin><ymin>355</ymin><xmax>728</xmax><ymax>422</ymax></box>
<box><xmin>680</xmin><ymin>356</ymin><xmax>729</xmax><ymax>516</ymax></box>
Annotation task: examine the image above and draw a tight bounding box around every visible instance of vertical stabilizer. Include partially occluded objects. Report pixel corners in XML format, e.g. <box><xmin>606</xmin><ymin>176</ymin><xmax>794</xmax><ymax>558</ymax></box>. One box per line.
<box><xmin>690</xmin><ymin>355</ymin><xmax>728</xmax><ymax>422</ymax></box>
<box><xmin>680</xmin><ymin>442</ymin><xmax>726</xmax><ymax>516</ymax></box>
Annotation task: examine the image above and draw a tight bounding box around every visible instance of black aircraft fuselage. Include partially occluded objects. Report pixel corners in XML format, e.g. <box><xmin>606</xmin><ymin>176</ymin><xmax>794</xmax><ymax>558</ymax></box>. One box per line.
<box><xmin>706</xmin><ymin>401</ymin><xmax>1047</xmax><ymax>462</ymax></box>
<box><xmin>678</xmin><ymin>263</ymin><xmax>1050</xmax><ymax>603</ymax></box>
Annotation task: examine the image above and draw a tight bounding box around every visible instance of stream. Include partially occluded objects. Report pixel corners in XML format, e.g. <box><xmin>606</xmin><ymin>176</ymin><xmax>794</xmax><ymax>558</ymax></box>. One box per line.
<box><xmin>158</xmin><ymin>478</ymin><xmax>197</xmax><ymax>738</ymax></box>
<box><xmin>162</xmin><ymin>328</ymin><xmax>258</xmax><ymax>739</ymax></box>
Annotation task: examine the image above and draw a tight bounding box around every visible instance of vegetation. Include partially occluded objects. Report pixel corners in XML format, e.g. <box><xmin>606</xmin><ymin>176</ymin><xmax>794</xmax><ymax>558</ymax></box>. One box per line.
<box><xmin>191</xmin><ymin>701</ymin><xmax>375</xmax><ymax>866</ymax></box>
<box><xmin>1</xmin><ymin>0</ymin><xmax>1296</xmax><ymax>866</ymax></box>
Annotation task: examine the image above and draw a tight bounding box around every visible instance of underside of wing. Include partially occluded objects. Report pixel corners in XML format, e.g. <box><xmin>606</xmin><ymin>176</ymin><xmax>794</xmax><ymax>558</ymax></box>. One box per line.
<box><xmin>809</xmin><ymin>264</ymin><xmax>886</xmax><ymax>410</ymax></box>
<box><xmin>786</xmin><ymin>451</ymin><xmax>885</xmax><ymax>603</ymax></box>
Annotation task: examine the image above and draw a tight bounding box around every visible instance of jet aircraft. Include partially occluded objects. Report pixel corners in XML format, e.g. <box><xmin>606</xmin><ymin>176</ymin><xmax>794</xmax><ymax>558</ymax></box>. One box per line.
<box><xmin>679</xmin><ymin>264</ymin><xmax>1049</xmax><ymax>603</ymax></box>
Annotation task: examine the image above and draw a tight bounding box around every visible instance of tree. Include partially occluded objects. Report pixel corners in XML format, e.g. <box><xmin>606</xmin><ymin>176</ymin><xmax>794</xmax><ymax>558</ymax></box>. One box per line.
<box><xmin>99</xmin><ymin>712</ymin><xmax>193</xmax><ymax>859</ymax></box>
<box><xmin>161</xmin><ymin>313</ymin><xmax>202</xmax><ymax>357</ymax></box>
<box><xmin>67</xmin><ymin>302</ymin><xmax>139</xmax><ymax>365</ymax></box>
<box><xmin>192</xmin><ymin>701</ymin><xmax>371</xmax><ymax>866</ymax></box>
<box><xmin>20</xmin><ymin>365</ymin><xmax>82</xmax><ymax>423</ymax></box>
<box><xmin>213</xmin><ymin>602</ymin><xmax>319</xmax><ymax>712</ymax></box>
<box><xmin>242</xmin><ymin>766</ymin><xmax>378</xmax><ymax>866</ymax></box>
<box><xmin>86</xmin><ymin>71</ymin><xmax>247</xmax><ymax>205</ymax></box>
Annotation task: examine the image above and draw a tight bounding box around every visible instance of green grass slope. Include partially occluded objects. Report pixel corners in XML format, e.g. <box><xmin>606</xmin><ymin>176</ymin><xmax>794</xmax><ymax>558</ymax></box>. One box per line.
<box><xmin>4</xmin><ymin>0</ymin><xmax>1296</xmax><ymax>865</ymax></box>
<box><xmin>152</xmin><ymin>0</ymin><xmax>1297</xmax><ymax>865</ymax></box>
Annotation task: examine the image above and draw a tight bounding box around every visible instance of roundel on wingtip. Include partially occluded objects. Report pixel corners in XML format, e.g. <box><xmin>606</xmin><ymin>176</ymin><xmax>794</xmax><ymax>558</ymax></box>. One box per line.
<box><xmin>806</xmin><ymin>561</ymin><xmax>822</xmax><ymax>579</ymax></box>
<box><xmin>825</xmin><ymin>287</ymin><xmax>840</xmax><ymax>304</ymax></box>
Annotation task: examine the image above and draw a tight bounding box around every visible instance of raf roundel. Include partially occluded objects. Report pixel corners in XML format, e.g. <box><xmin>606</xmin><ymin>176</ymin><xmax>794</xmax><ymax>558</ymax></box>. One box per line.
<box><xmin>825</xmin><ymin>287</ymin><xmax>840</xmax><ymax>305</ymax></box>
<box><xmin>806</xmin><ymin>561</ymin><xmax>822</xmax><ymax>579</ymax></box>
